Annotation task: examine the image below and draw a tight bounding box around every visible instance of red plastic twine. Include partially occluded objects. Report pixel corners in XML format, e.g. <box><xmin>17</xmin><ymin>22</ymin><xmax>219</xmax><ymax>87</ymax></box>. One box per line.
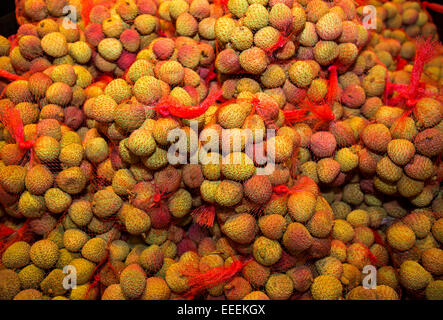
<box><xmin>0</xmin><ymin>219</ymin><xmax>31</xmax><ymax>256</ymax></box>
<box><xmin>81</xmin><ymin>0</ymin><xmax>95</xmax><ymax>27</ymax></box>
<box><xmin>191</xmin><ymin>205</ymin><xmax>216</xmax><ymax>228</ymax></box>
<box><xmin>272</xmin><ymin>176</ymin><xmax>317</xmax><ymax>197</ymax></box>
<box><xmin>395</xmin><ymin>54</ymin><xmax>408</xmax><ymax>71</ymax></box>
<box><xmin>213</xmin><ymin>0</ymin><xmax>228</xmax><ymax>12</ymax></box>
<box><xmin>181</xmin><ymin>258</ymin><xmax>248</xmax><ymax>299</ymax></box>
<box><xmin>264</xmin><ymin>32</ymin><xmax>292</xmax><ymax>56</ymax></box>
<box><xmin>0</xmin><ymin>106</ymin><xmax>36</xmax><ymax>162</ymax></box>
<box><xmin>385</xmin><ymin>37</ymin><xmax>439</xmax><ymax>108</ymax></box>
<box><xmin>283</xmin><ymin>66</ymin><xmax>336</xmax><ymax>128</ymax></box>
<box><xmin>0</xmin><ymin>69</ymin><xmax>25</xmax><ymax>82</ymax></box>
<box><xmin>327</xmin><ymin>65</ymin><xmax>338</xmax><ymax>106</ymax></box>
<box><xmin>83</xmin><ymin>249</ymin><xmax>119</xmax><ymax>300</ymax></box>
<box><xmin>154</xmin><ymin>87</ymin><xmax>223</xmax><ymax>119</ymax></box>
<box><xmin>422</xmin><ymin>1</ymin><xmax>443</xmax><ymax>13</ymax></box>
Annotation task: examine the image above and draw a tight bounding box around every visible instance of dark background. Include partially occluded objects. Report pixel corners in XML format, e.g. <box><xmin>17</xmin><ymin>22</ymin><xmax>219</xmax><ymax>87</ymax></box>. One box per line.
<box><xmin>0</xmin><ymin>1</ymin><xmax>442</xmax><ymax>38</ymax></box>
<box><xmin>0</xmin><ymin>1</ymin><xmax>19</xmax><ymax>38</ymax></box>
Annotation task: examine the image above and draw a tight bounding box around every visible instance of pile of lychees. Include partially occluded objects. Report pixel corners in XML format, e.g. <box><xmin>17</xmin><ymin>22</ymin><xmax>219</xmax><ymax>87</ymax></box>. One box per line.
<box><xmin>0</xmin><ymin>0</ymin><xmax>442</xmax><ymax>301</ymax></box>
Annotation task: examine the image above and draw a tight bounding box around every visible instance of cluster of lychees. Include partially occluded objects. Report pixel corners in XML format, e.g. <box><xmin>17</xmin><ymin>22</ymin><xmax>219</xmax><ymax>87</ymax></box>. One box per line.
<box><xmin>0</xmin><ymin>0</ymin><xmax>442</xmax><ymax>301</ymax></box>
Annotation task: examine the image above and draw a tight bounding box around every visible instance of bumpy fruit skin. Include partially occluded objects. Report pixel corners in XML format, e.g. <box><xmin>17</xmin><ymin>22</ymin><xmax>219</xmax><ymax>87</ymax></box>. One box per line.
<box><xmin>69</xmin><ymin>258</ymin><xmax>96</xmax><ymax>285</ymax></box>
<box><xmin>242</xmin><ymin>260</ymin><xmax>270</xmax><ymax>288</ymax></box>
<box><xmin>239</xmin><ymin>47</ymin><xmax>268</xmax><ymax>75</ymax></box>
<box><xmin>376</xmin><ymin>156</ymin><xmax>402</xmax><ymax>182</ymax></box>
<box><xmin>258</xmin><ymin>215</ymin><xmax>286</xmax><ymax>240</ymax></box>
<box><xmin>402</xmin><ymin>212</ymin><xmax>431</xmax><ymax>239</ymax></box>
<box><xmin>286</xmin><ymin>266</ymin><xmax>313</xmax><ymax>292</ymax></box>
<box><xmin>404</xmin><ymin>155</ymin><xmax>434</xmax><ymax>181</ymax></box>
<box><xmin>224</xmin><ymin>276</ymin><xmax>252</xmax><ymax>300</ymax></box>
<box><xmin>124</xmin><ymin>206</ymin><xmax>151</xmax><ymax>235</ymax></box>
<box><xmin>414</xmin><ymin>98</ymin><xmax>442</xmax><ymax>129</ymax></box>
<box><xmin>222</xmin><ymin>214</ymin><xmax>256</xmax><ymax>244</ymax></box>
<box><xmin>386</xmin><ymin>223</ymin><xmax>418</xmax><ymax>253</ymax></box>
<box><xmin>0</xmin><ymin>269</ymin><xmax>21</xmax><ymax>300</ymax></box>
<box><xmin>221</xmin><ymin>152</ymin><xmax>256</xmax><ymax>181</ymax></box>
<box><xmin>361</xmin><ymin>124</ymin><xmax>392</xmax><ymax>153</ymax></box>
<box><xmin>308</xmin><ymin>211</ymin><xmax>333</xmax><ymax>238</ymax></box>
<box><xmin>244</xmin><ymin>175</ymin><xmax>273</xmax><ymax>204</ymax></box>
<box><xmin>44</xmin><ymin>188</ymin><xmax>72</xmax><ymax>214</ymax></box>
<box><xmin>40</xmin><ymin>268</ymin><xmax>69</xmax><ymax>297</ymax></box>
<box><xmin>243</xmin><ymin>4</ymin><xmax>269</xmax><ymax>31</ymax></box>
<box><xmin>139</xmin><ymin>245</ymin><xmax>164</xmax><ymax>274</ymax></box>
<box><xmin>254</xmin><ymin>26</ymin><xmax>280</xmax><ymax>50</ymax></box>
<box><xmin>81</xmin><ymin>238</ymin><xmax>108</xmax><ymax>263</ymax></box>
<box><xmin>414</xmin><ymin>129</ymin><xmax>443</xmax><ymax>158</ymax></box>
<box><xmin>18</xmin><ymin>264</ymin><xmax>45</xmax><ymax>290</ymax></box>
<box><xmin>283</xmin><ymin>223</ymin><xmax>313</xmax><ymax>253</ymax></box>
<box><xmin>230</xmin><ymin>26</ymin><xmax>254</xmax><ymax>51</ymax></box>
<box><xmin>215</xmin><ymin>15</ymin><xmax>236</xmax><ymax>43</ymax></box>
<box><xmin>310</xmin><ymin>131</ymin><xmax>337</xmax><ymax>158</ymax></box>
<box><xmin>421</xmin><ymin>248</ymin><xmax>443</xmax><ymax>275</ymax></box>
<box><xmin>311</xmin><ymin>275</ymin><xmax>343</xmax><ymax>300</ymax></box>
<box><xmin>34</xmin><ymin>136</ymin><xmax>60</xmax><ymax>163</ymax></box>
<box><xmin>41</xmin><ymin>32</ymin><xmax>68</xmax><ymax>57</ymax></box>
<box><xmin>332</xmin><ymin>219</ymin><xmax>354</xmax><ymax>243</ymax></box>
<box><xmin>216</xmin><ymin>49</ymin><xmax>241</xmax><ymax>75</ymax></box>
<box><xmin>426</xmin><ymin>280</ymin><xmax>443</xmax><ymax>300</ymax></box>
<box><xmin>265</xmin><ymin>273</ymin><xmax>294</xmax><ymax>300</ymax></box>
<box><xmin>243</xmin><ymin>291</ymin><xmax>270</xmax><ymax>300</ymax></box>
<box><xmin>253</xmin><ymin>236</ymin><xmax>282</xmax><ymax>267</ymax></box>
<box><xmin>316</xmin><ymin>12</ymin><xmax>343</xmax><ymax>40</ymax></box>
<box><xmin>141</xmin><ymin>277</ymin><xmax>171</xmax><ymax>300</ymax></box>
<box><xmin>63</xmin><ymin>229</ymin><xmax>89</xmax><ymax>252</ymax></box>
<box><xmin>377</xmin><ymin>266</ymin><xmax>399</xmax><ymax>289</ymax></box>
<box><xmin>287</xmin><ymin>191</ymin><xmax>316</xmax><ymax>223</ymax></box>
<box><xmin>120</xmin><ymin>264</ymin><xmax>147</xmax><ymax>299</ymax></box>
<box><xmin>2</xmin><ymin>241</ymin><xmax>31</xmax><ymax>269</ymax></box>
<box><xmin>289</xmin><ymin>61</ymin><xmax>316</xmax><ymax>88</ymax></box>
<box><xmin>102</xmin><ymin>284</ymin><xmax>126</xmax><ymax>300</ymax></box>
<box><xmin>14</xmin><ymin>289</ymin><xmax>43</xmax><ymax>300</ymax></box>
<box><xmin>387</xmin><ymin>139</ymin><xmax>415</xmax><ymax>166</ymax></box>
<box><xmin>0</xmin><ymin>165</ymin><xmax>26</xmax><ymax>194</ymax></box>
<box><xmin>315</xmin><ymin>256</ymin><xmax>343</xmax><ymax>279</ymax></box>
<box><xmin>346</xmin><ymin>286</ymin><xmax>376</xmax><ymax>300</ymax></box>
<box><xmin>92</xmin><ymin>189</ymin><xmax>123</xmax><ymax>218</ymax></box>
<box><xmin>168</xmin><ymin>188</ymin><xmax>192</xmax><ymax>218</ymax></box>
<box><xmin>399</xmin><ymin>260</ymin><xmax>432</xmax><ymax>291</ymax></box>
<box><xmin>56</xmin><ymin>167</ymin><xmax>87</xmax><ymax>195</ymax></box>
<box><xmin>317</xmin><ymin>158</ymin><xmax>340</xmax><ymax>184</ymax></box>
<box><xmin>165</xmin><ymin>262</ymin><xmax>190</xmax><ymax>293</ymax></box>
<box><xmin>432</xmin><ymin>219</ymin><xmax>443</xmax><ymax>244</ymax></box>
<box><xmin>29</xmin><ymin>239</ymin><xmax>60</xmax><ymax>269</ymax></box>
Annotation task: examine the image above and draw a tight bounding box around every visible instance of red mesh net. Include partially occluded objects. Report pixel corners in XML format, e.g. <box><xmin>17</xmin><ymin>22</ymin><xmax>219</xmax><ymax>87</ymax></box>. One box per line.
<box><xmin>422</xmin><ymin>1</ymin><xmax>443</xmax><ymax>13</ymax></box>
<box><xmin>283</xmin><ymin>61</ymin><xmax>339</xmax><ymax>131</ymax></box>
<box><xmin>385</xmin><ymin>37</ymin><xmax>439</xmax><ymax>108</ymax></box>
<box><xmin>0</xmin><ymin>105</ymin><xmax>37</xmax><ymax>165</ymax></box>
<box><xmin>0</xmin><ymin>70</ymin><xmax>25</xmax><ymax>82</ymax></box>
<box><xmin>272</xmin><ymin>176</ymin><xmax>319</xmax><ymax>198</ymax></box>
<box><xmin>394</xmin><ymin>54</ymin><xmax>408</xmax><ymax>71</ymax></box>
<box><xmin>264</xmin><ymin>28</ymin><xmax>294</xmax><ymax>59</ymax></box>
<box><xmin>82</xmin><ymin>245</ymin><xmax>120</xmax><ymax>300</ymax></box>
<box><xmin>180</xmin><ymin>257</ymin><xmax>249</xmax><ymax>299</ymax></box>
<box><xmin>0</xmin><ymin>219</ymin><xmax>33</xmax><ymax>258</ymax></box>
<box><xmin>153</xmin><ymin>87</ymin><xmax>223</xmax><ymax>119</ymax></box>
<box><xmin>213</xmin><ymin>0</ymin><xmax>229</xmax><ymax>13</ymax></box>
<box><xmin>81</xmin><ymin>0</ymin><xmax>95</xmax><ymax>27</ymax></box>
<box><xmin>191</xmin><ymin>205</ymin><xmax>216</xmax><ymax>228</ymax></box>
